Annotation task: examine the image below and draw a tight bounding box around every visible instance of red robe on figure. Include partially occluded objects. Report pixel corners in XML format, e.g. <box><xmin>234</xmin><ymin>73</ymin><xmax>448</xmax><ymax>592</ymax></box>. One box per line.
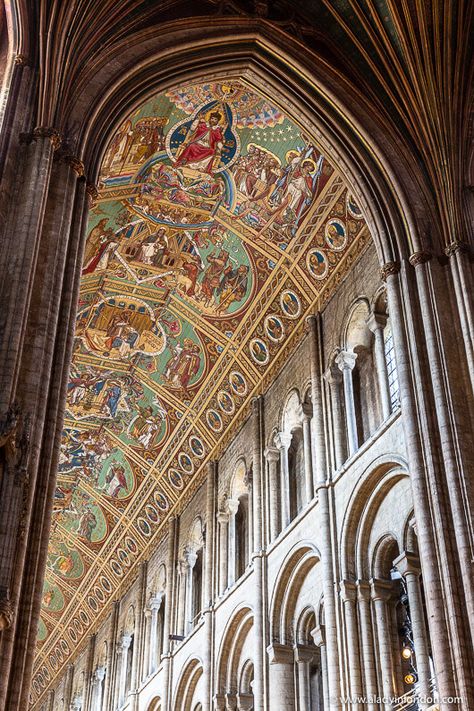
<box><xmin>174</xmin><ymin>119</ymin><xmax>224</xmax><ymax>173</ymax></box>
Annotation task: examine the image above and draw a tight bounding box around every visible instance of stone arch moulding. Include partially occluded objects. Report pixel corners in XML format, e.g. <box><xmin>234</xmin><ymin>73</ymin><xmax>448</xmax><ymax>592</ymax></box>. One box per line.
<box><xmin>338</xmin><ymin>455</ymin><xmax>410</xmax><ymax>580</ymax></box>
<box><xmin>216</xmin><ymin>604</ymin><xmax>254</xmax><ymax>695</ymax></box>
<box><xmin>172</xmin><ymin>656</ymin><xmax>203</xmax><ymax>711</ymax></box>
<box><xmin>269</xmin><ymin>541</ymin><xmax>320</xmax><ymax>646</ymax></box>
<box><xmin>55</xmin><ymin>25</ymin><xmax>427</xmax><ymax>262</ymax></box>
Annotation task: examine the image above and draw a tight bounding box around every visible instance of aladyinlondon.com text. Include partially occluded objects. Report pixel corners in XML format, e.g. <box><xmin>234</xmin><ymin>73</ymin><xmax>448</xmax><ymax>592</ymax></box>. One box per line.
<box><xmin>339</xmin><ymin>694</ymin><xmax>462</xmax><ymax>705</ymax></box>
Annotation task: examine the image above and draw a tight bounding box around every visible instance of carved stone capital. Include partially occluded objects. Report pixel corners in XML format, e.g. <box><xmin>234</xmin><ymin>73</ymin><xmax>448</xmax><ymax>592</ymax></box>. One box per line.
<box><xmin>297</xmin><ymin>402</ymin><xmax>313</xmax><ymax>422</ymax></box>
<box><xmin>119</xmin><ymin>632</ymin><xmax>132</xmax><ymax>650</ymax></box>
<box><xmin>95</xmin><ymin>665</ymin><xmax>106</xmax><ymax>682</ymax></box>
<box><xmin>86</xmin><ymin>182</ymin><xmax>99</xmax><ymax>206</ymax></box>
<box><xmin>409</xmin><ymin>250</ymin><xmax>432</xmax><ymax>267</ymax></box>
<box><xmin>370</xmin><ymin>578</ymin><xmax>394</xmax><ymax>602</ymax></box>
<box><xmin>33</xmin><ymin>127</ymin><xmax>62</xmax><ymax>150</ymax></box>
<box><xmin>393</xmin><ymin>550</ymin><xmax>421</xmax><ymax>577</ymax></box>
<box><xmin>324</xmin><ymin>362</ymin><xmax>343</xmax><ymax>386</ymax></box>
<box><xmin>183</xmin><ymin>547</ymin><xmax>198</xmax><ymax>568</ymax></box>
<box><xmin>0</xmin><ymin>593</ymin><xmax>14</xmax><ymax>630</ymax></box>
<box><xmin>264</xmin><ymin>445</ymin><xmax>280</xmax><ymax>463</ymax></box>
<box><xmin>366</xmin><ymin>311</ymin><xmax>387</xmax><ymax>333</ymax></box>
<box><xmin>445</xmin><ymin>240</ymin><xmax>470</xmax><ymax>257</ymax></box>
<box><xmin>311</xmin><ymin>624</ymin><xmax>325</xmax><ymax>647</ymax></box>
<box><xmin>380</xmin><ymin>261</ymin><xmax>400</xmax><ymax>281</ymax></box>
<box><xmin>335</xmin><ymin>349</ymin><xmax>357</xmax><ymax>372</ymax></box>
<box><xmin>217</xmin><ymin>510</ymin><xmax>230</xmax><ymax>525</ymax></box>
<box><xmin>356</xmin><ymin>580</ymin><xmax>371</xmax><ymax>602</ymax></box>
<box><xmin>63</xmin><ymin>155</ymin><xmax>85</xmax><ymax>177</ymax></box>
<box><xmin>294</xmin><ymin>643</ymin><xmax>315</xmax><ymax>664</ymax></box>
<box><xmin>226</xmin><ymin>498</ymin><xmax>240</xmax><ymax>516</ymax></box>
<box><xmin>340</xmin><ymin>579</ymin><xmax>358</xmax><ymax>602</ymax></box>
<box><xmin>1</xmin><ymin>406</ymin><xmax>30</xmax><ymax>483</ymax></box>
<box><xmin>274</xmin><ymin>430</ymin><xmax>292</xmax><ymax>451</ymax></box>
<box><xmin>267</xmin><ymin>642</ymin><xmax>294</xmax><ymax>664</ymax></box>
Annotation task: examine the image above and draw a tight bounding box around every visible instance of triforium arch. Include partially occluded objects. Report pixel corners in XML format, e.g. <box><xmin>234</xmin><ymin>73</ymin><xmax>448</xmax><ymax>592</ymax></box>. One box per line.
<box><xmin>0</xmin><ymin>7</ymin><xmax>473</xmax><ymax>711</ymax></box>
<box><xmin>216</xmin><ymin>605</ymin><xmax>254</xmax><ymax>707</ymax></box>
<box><xmin>269</xmin><ymin>542</ymin><xmax>321</xmax><ymax>646</ymax></box>
<box><xmin>173</xmin><ymin>657</ymin><xmax>203</xmax><ymax>711</ymax></box>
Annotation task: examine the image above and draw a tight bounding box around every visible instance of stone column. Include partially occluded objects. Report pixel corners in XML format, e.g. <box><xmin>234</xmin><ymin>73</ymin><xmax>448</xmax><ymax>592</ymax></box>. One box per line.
<box><xmin>104</xmin><ymin>601</ymin><xmax>119</xmax><ymax>711</ymax></box>
<box><xmin>370</xmin><ymin>580</ymin><xmax>395</xmax><ymax>710</ymax></box>
<box><xmin>117</xmin><ymin>633</ymin><xmax>132</xmax><ymax>708</ymax></box>
<box><xmin>312</xmin><ymin>625</ymin><xmax>329</xmax><ymax>711</ymax></box>
<box><xmin>445</xmin><ymin>241</ymin><xmax>474</xmax><ymax>393</ymax></box>
<box><xmin>252</xmin><ymin>396</ymin><xmax>265</xmax><ymax>711</ymax></box>
<box><xmin>91</xmin><ymin>667</ymin><xmax>106</xmax><ymax>711</ymax></box>
<box><xmin>161</xmin><ymin>516</ymin><xmax>176</xmax><ymax>711</ymax></box>
<box><xmin>142</xmin><ymin>609</ymin><xmax>152</xmax><ymax>679</ymax></box>
<box><xmin>308</xmin><ymin>314</ymin><xmax>341</xmax><ymax>710</ymax></box>
<box><xmin>203</xmin><ymin>461</ymin><xmax>217</xmax><ymax>711</ymax></box>
<box><xmin>148</xmin><ymin>594</ymin><xmax>163</xmax><ymax>675</ymax></box>
<box><xmin>218</xmin><ymin>512</ymin><xmax>230</xmax><ymax>595</ymax></box>
<box><xmin>366</xmin><ymin>311</ymin><xmax>391</xmax><ymax>420</ymax></box>
<box><xmin>298</xmin><ymin>402</ymin><xmax>314</xmax><ymax>503</ymax></box>
<box><xmin>383</xmin><ymin>261</ymin><xmax>472</xmax><ymax>707</ymax></box>
<box><xmin>340</xmin><ymin>580</ymin><xmax>363</xmax><ymax>709</ymax></box>
<box><xmin>64</xmin><ymin>663</ymin><xmax>75</xmax><ymax>711</ymax></box>
<box><xmin>294</xmin><ymin>645</ymin><xmax>314</xmax><ymax>711</ymax></box>
<box><xmin>227</xmin><ymin>498</ymin><xmax>240</xmax><ymax>587</ymax></box>
<box><xmin>0</xmin><ymin>154</ymin><xmax>85</xmax><ymax>711</ymax></box>
<box><xmin>356</xmin><ymin>582</ymin><xmax>378</xmax><ymax>711</ymax></box>
<box><xmin>274</xmin><ymin>431</ymin><xmax>292</xmax><ymax>529</ymax></box>
<box><xmin>176</xmin><ymin>559</ymin><xmax>187</xmax><ymax>637</ymax></box>
<box><xmin>267</xmin><ymin>643</ymin><xmax>295</xmax><ymax>711</ymax></box>
<box><xmin>130</xmin><ymin>562</ymin><xmax>147</xmax><ymax>709</ymax></box>
<box><xmin>0</xmin><ymin>129</ymin><xmax>59</xmax><ymax>411</ymax></box>
<box><xmin>264</xmin><ymin>446</ymin><xmax>280</xmax><ymax>541</ymax></box>
<box><xmin>244</xmin><ymin>468</ymin><xmax>254</xmax><ymax>559</ymax></box>
<box><xmin>335</xmin><ymin>349</ymin><xmax>358</xmax><ymax>456</ymax></box>
<box><xmin>83</xmin><ymin>633</ymin><xmax>96</xmax><ymax>711</ymax></box>
<box><xmin>394</xmin><ymin>552</ymin><xmax>432</xmax><ymax>709</ymax></box>
<box><xmin>184</xmin><ymin>548</ymin><xmax>197</xmax><ymax>633</ymax></box>
<box><xmin>323</xmin><ymin>364</ymin><xmax>346</xmax><ymax>470</ymax></box>
<box><xmin>410</xmin><ymin>252</ymin><xmax>474</xmax><ymax>644</ymax></box>
<box><xmin>46</xmin><ymin>689</ymin><xmax>55</xmax><ymax>711</ymax></box>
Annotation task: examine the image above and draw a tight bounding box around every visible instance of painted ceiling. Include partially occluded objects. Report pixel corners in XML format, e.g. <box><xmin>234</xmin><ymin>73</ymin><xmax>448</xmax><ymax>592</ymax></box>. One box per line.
<box><xmin>32</xmin><ymin>77</ymin><xmax>370</xmax><ymax>702</ymax></box>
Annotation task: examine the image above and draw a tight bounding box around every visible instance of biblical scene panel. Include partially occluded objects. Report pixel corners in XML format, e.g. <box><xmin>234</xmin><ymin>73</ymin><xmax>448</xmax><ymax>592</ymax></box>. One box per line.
<box><xmin>35</xmin><ymin>78</ymin><xmax>368</xmax><ymax>677</ymax></box>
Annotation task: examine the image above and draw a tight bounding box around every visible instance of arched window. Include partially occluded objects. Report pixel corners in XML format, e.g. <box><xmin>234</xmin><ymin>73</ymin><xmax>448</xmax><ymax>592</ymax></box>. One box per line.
<box><xmin>156</xmin><ymin>599</ymin><xmax>165</xmax><ymax>660</ymax></box>
<box><xmin>124</xmin><ymin>633</ymin><xmax>134</xmax><ymax>696</ymax></box>
<box><xmin>383</xmin><ymin>319</ymin><xmax>400</xmax><ymax>410</ymax></box>
<box><xmin>235</xmin><ymin>493</ymin><xmax>249</xmax><ymax>579</ymax></box>
<box><xmin>191</xmin><ymin>547</ymin><xmax>203</xmax><ymax>625</ymax></box>
<box><xmin>288</xmin><ymin>429</ymin><xmax>305</xmax><ymax>521</ymax></box>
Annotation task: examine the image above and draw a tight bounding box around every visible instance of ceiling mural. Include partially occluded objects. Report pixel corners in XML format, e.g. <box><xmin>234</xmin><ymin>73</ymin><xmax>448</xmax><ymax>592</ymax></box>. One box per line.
<box><xmin>32</xmin><ymin>78</ymin><xmax>371</xmax><ymax>701</ymax></box>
